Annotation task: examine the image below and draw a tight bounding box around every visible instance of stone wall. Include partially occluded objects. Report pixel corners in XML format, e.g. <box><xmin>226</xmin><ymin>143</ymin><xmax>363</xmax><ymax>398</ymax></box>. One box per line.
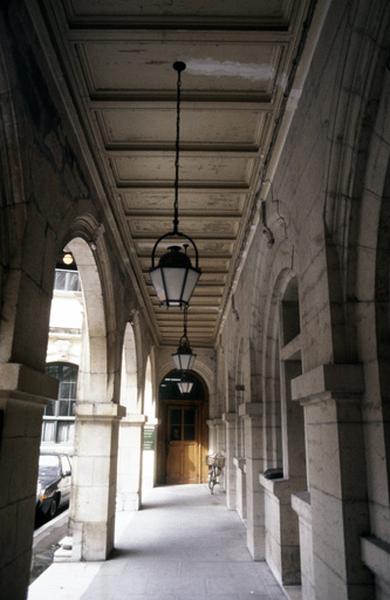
<box><xmin>213</xmin><ymin>1</ymin><xmax>390</xmax><ymax>598</ymax></box>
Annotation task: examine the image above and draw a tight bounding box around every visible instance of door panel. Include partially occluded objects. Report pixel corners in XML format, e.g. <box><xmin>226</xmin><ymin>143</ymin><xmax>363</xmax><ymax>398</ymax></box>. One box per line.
<box><xmin>166</xmin><ymin>405</ymin><xmax>199</xmax><ymax>484</ymax></box>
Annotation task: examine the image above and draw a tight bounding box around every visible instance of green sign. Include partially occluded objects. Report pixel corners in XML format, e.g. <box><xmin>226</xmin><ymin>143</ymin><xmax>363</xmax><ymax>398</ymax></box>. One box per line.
<box><xmin>143</xmin><ymin>427</ymin><xmax>155</xmax><ymax>451</ymax></box>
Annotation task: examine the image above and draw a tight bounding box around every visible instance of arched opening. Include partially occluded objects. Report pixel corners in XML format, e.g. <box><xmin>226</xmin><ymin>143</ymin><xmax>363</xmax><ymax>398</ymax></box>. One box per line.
<box><xmin>375</xmin><ymin>162</ymin><xmax>390</xmax><ymax>497</ymax></box>
<box><xmin>43</xmin><ymin>249</ymin><xmax>84</xmax><ymax>451</ymax></box>
<box><xmin>279</xmin><ymin>277</ymin><xmax>306</xmax><ymax>486</ymax></box>
<box><xmin>34</xmin><ymin>249</ymin><xmax>84</xmax><ymax>543</ymax></box>
<box><xmin>63</xmin><ymin>236</ymin><xmax>117</xmax><ymax>561</ymax></box>
<box><xmin>234</xmin><ymin>341</ymin><xmax>247</xmax><ymax>521</ymax></box>
<box><xmin>261</xmin><ymin>273</ymin><xmax>306</xmax><ymax>587</ymax></box>
<box><xmin>142</xmin><ymin>356</ymin><xmax>156</xmax><ymax>490</ymax></box>
<box><xmin>157</xmin><ymin>369</ymin><xmax>208</xmax><ymax>485</ymax></box>
<box><xmin>117</xmin><ymin>323</ymin><xmax>142</xmax><ymax>510</ymax></box>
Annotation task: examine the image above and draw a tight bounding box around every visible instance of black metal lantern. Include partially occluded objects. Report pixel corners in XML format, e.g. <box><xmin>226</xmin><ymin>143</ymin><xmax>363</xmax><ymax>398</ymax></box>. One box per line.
<box><xmin>177</xmin><ymin>372</ymin><xmax>194</xmax><ymax>394</ymax></box>
<box><xmin>149</xmin><ymin>61</ymin><xmax>201</xmax><ymax>308</ymax></box>
<box><xmin>172</xmin><ymin>307</ymin><xmax>196</xmax><ymax>370</ymax></box>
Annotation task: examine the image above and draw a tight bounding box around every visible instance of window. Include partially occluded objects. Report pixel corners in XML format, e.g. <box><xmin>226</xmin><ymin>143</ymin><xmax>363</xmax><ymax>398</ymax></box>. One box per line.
<box><xmin>42</xmin><ymin>362</ymin><xmax>78</xmax><ymax>444</ymax></box>
<box><xmin>168</xmin><ymin>406</ymin><xmax>197</xmax><ymax>441</ymax></box>
<box><xmin>54</xmin><ymin>269</ymin><xmax>81</xmax><ymax>292</ymax></box>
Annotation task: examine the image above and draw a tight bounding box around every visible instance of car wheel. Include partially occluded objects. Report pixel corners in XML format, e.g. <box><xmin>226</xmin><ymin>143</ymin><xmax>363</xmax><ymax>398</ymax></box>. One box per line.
<box><xmin>48</xmin><ymin>497</ymin><xmax>57</xmax><ymax>518</ymax></box>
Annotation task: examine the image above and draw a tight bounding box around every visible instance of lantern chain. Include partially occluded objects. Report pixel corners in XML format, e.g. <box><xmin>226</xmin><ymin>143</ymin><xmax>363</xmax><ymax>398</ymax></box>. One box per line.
<box><xmin>173</xmin><ymin>63</ymin><xmax>184</xmax><ymax>234</ymax></box>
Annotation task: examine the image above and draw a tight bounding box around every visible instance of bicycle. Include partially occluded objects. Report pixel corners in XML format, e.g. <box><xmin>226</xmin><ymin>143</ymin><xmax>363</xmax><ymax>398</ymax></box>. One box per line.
<box><xmin>206</xmin><ymin>454</ymin><xmax>225</xmax><ymax>495</ymax></box>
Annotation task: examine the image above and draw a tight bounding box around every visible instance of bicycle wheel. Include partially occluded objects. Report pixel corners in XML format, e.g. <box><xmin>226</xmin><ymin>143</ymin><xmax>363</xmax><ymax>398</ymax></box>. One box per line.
<box><xmin>208</xmin><ymin>466</ymin><xmax>216</xmax><ymax>494</ymax></box>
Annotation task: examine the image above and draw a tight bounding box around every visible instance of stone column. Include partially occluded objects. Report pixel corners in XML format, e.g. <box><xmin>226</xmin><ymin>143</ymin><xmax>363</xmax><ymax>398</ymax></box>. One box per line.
<box><xmin>117</xmin><ymin>414</ymin><xmax>146</xmax><ymax>511</ymax></box>
<box><xmin>234</xmin><ymin>456</ymin><xmax>246</xmax><ymax>520</ymax></box>
<box><xmin>242</xmin><ymin>403</ymin><xmax>265</xmax><ymax>560</ymax></box>
<box><xmin>0</xmin><ymin>363</ymin><xmax>58</xmax><ymax>600</ymax></box>
<box><xmin>223</xmin><ymin>412</ymin><xmax>237</xmax><ymax>510</ymax></box>
<box><xmin>292</xmin><ymin>492</ymin><xmax>314</xmax><ymax>600</ymax></box>
<box><xmin>215</xmin><ymin>418</ymin><xmax>226</xmax><ymax>455</ymax></box>
<box><xmin>291</xmin><ymin>364</ymin><xmax>374</xmax><ymax>600</ymax></box>
<box><xmin>206</xmin><ymin>419</ymin><xmax>217</xmax><ymax>454</ymax></box>
<box><xmin>69</xmin><ymin>402</ymin><xmax>125</xmax><ymax>561</ymax></box>
<box><xmin>207</xmin><ymin>417</ymin><xmax>225</xmax><ymax>454</ymax></box>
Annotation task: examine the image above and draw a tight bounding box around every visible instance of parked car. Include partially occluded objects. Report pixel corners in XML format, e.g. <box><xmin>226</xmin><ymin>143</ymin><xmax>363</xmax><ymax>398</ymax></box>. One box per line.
<box><xmin>36</xmin><ymin>453</ymin><xmax>72</xmax><ymax>518</ymax></box>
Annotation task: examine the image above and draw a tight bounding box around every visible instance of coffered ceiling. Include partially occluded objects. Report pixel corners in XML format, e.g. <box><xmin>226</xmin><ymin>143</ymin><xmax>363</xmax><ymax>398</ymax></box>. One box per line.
<box><xmin>35</xmin><ymin>0</ymin><xmax>310</xmax><ymax>347</ymax></box>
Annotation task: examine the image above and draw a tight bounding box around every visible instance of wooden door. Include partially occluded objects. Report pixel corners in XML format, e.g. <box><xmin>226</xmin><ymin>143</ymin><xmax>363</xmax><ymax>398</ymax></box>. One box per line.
<box><xmin>166</xmin><ymin>405</ymin><xmax>199</xmax><ymax>484</ymax></box>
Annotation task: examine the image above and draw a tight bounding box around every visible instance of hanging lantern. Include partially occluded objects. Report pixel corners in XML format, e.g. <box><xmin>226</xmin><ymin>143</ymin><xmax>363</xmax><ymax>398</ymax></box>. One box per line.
<box><xmin>149</xmin><ymin>61</ymin><xmax>201</xmax><ymax>308</ymax></box>
<box><xmin>172</xmin><ymin>306</ymin><xmax>196</xmax><ymax>370</ymax></box>
<box><xmin>177</xmin><ymin>373</ymin><xmax>194</xmax><ymax>394</ymax></box>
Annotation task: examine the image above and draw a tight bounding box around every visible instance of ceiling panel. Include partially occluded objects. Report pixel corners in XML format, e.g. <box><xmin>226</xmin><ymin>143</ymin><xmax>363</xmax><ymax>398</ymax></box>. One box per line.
<box><xmin>80</xmin><ymin>41</ymin><xmax>282</xmax><ymax>97</ymax></box>
<box><xmin>97</xmin><ymin>108</ymin><xmax>267</xmax><ymax>148</ymax></box>
<box><xmin>121</xmin><ymin>190</ymin><xmax>246</xmax><ymax>216</ymax></box>
<box><xmin>40</xmin><ymin>0</ymin><xmax>310</xmax><ymax>346</ymax></box>
<box><xmin>67</xmin><ymin>0</ymin><xmax>292</xmax><ymax>21</ymax></box>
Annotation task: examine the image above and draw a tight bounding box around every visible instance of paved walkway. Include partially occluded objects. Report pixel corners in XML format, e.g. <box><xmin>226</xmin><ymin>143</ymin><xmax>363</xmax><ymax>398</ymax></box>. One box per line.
<box><xmin>29</xmin><ymin>485</ymin><xmax>286</xmax><ymax>600</ymax></box>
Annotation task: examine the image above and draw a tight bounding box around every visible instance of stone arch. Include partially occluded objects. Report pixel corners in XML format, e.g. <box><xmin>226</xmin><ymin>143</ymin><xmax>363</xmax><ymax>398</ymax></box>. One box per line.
<box><xmin>322</xmin><ymin>1</ymin><xmax>390</xmax><ymax>363</ymax></box>
<box><xmin>67</xmin><ymin>237</ymin><xmax>108</xmax><ymax>403</ymax></box>
<box><xmin>62</xmin><ymin>231</ymin><xmax>122</xmax><ymax>561</ymax></box>
<box><xmin>156</xmin><ymin>354</ymin><xmax>214</xmax><ymax>404</ymax></box>
<box><xmin>347</xmin><ymin>63</ymin><xmax>390</xmax><ymax>541</ymax></box>
<box><xmin>64</xmin><ymin>214</ymin><xmax>119</xmax><ymax>403</ymax></box>
<box><xmin>120</xmin><ymin>322</ymin><xmax>138</xmax><ymax>413</ymax></box>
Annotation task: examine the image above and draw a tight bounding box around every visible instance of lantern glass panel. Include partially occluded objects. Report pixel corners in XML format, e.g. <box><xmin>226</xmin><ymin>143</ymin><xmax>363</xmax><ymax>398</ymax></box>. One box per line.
<box><xmin>182</xmin><ymin>267</ymin><xmax>200</xmax><ymax>304</ymax></box>
<box><xmin>162</xmin><ymin>267</ymin><xmax>187</xmax><ymax>305</ymax></box>
<box><xmin>172</xmin><ymin>351</ymin><xmax>195</xmax><ymax>371</ymax></box>
<box><xmin>178</xmin><ymin>381</ymin><xmax>194</xmax><ymax>394</ymax></box>
<box><xmin>150</xmin><ymin>268</ymin><xmax>165</xmax><ymax>303</ymax></box>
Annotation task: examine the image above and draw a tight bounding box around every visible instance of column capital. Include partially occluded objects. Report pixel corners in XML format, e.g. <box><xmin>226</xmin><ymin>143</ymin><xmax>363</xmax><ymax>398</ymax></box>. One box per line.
<box><xmin>291</xmin><ymin>363</ymin><xmax>364</xmax><ymax>404</ymax></box>
<box><xmin>207</xmin><ymin>418</ymin><xmax>224</xmax><ymax>427</ymax></box>
<box><xmin>238</xmin><ymin>402</ymin><xmax>262</xmax><ymax>418</ymax></box>
<box><xmin>222</xmin><ymin>411</ymin><xmax>236</xmax><ymax>423</ymax></box>
<box><xmin>76</xmin><ymin>402</ymin><xmax>126</xmax><ymax>420</ymax></box>
<box><xmin>120</xmin><ymin>413</ymin><xmax>147</xmax><ymax>425</ymax></box>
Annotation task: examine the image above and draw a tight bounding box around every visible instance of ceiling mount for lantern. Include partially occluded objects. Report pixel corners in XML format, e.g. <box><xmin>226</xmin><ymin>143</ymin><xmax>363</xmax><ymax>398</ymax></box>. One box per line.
<box><xmin>149</xmin><ymin>61</ymin><xmax>201</xmax><ymax>308</ymax></box>
<box><xmin>177</xmin><ymin>372</ymin><xmax>194</xmax><ymax>394</ymax></box>
<box><xmin>172</xmin><ymin>306</ymin><xmax>196</xmax><ymax>371</ymax></box>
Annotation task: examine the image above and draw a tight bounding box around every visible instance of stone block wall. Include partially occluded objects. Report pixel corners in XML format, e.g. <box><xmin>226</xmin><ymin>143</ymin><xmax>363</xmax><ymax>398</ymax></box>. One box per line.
<box><xmin>212</xmin><ymin>1</ymin><xmax>390</xmax><ymax>598</ymax></box>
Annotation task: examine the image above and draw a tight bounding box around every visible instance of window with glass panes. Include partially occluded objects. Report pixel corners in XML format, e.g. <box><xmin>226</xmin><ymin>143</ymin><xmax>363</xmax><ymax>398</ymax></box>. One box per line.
<box><xmin>42</xmin><ymin>362</ymin><xmax>78</xmax><ymax>443</ymax></box>
<box><xmin>168</xmin><ymin>406</ymin><xmax>197</xmax><ymax>441</ymax></box>
<box><xmin>54</xmin><ymin>269</ymin><xmax>81</xmax><ymax>291</ymax></box>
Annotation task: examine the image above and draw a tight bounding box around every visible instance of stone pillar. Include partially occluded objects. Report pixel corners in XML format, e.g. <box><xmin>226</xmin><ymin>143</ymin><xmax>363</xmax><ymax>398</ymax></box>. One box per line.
<box><xmin>206</xmin><ymin>419</ymin><xmax>217</xmax><ymax>454</ymax></box>
<box><xmin>223</xmin><ymin>412</ymin><xmax>237</xmax><ymax>510</ymax></box>
<box><xmin>361</xmin><ymin>537</ymin><xmax>390</xmax><ymax>600</ymax></box>
<box><xmin>69</xmin><ymin>402</ymin><xmax>125</xmax><ymax>561</ymax></box>
<box><xmin>215</xmin><ymin>418</ymin><xmax>226</xmax><ymax>455</ymax></box>
<box><xmin>242</xmin><ymin>403</ymin><xmax>265</xmax><ymax>560</ymax></box>
<box><xmin>207</xmin><ymin>417</ymin><xmax>225</xmax><ymax>453</ymax></box>
<box><xmin>0</xmin><ymin>363</ymin><xmax>58</xmax><ymax>600</ymax></box>
<box><xmin>234</xmin><ymin>456</ymin><xmax>246</xmax><ymax>520</ymax></box>
<box><xmin>117</xmin><ymin>414</ymin><xmax>146</xmax><ymax>511</ymax></box>
<box><xmin>291</xmin><ymin>364</ymin><xmax>374</xmax><ymax>600</ymax></box>
<box><xmin>292</xmin><ymin>492</ymin><xmax>314</xmax><ymax>600</ymax></box>
<box><xmin>260</xmin><ymin>475</ymin><xmax>301</xmax><ymax>586</ymax></box>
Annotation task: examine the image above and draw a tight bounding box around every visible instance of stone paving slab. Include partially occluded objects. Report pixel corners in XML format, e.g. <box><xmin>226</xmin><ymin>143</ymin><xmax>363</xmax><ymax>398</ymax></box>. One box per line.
<box><xmin>29</xmin><ymin>485</ymin><xmax>286</xmax><ymax>600</ymax></box>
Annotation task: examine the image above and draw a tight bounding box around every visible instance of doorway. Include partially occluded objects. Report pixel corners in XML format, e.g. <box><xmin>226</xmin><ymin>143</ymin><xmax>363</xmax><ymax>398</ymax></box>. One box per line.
<box><xmin>167</xmin><ymin>404</ymin><xmax>199</xmax><ymax>483</ymax></box>
<box><xmin>157</xmin><ymin>370</ymin><xmax>208</xmax><ymax>484</ymax></box>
